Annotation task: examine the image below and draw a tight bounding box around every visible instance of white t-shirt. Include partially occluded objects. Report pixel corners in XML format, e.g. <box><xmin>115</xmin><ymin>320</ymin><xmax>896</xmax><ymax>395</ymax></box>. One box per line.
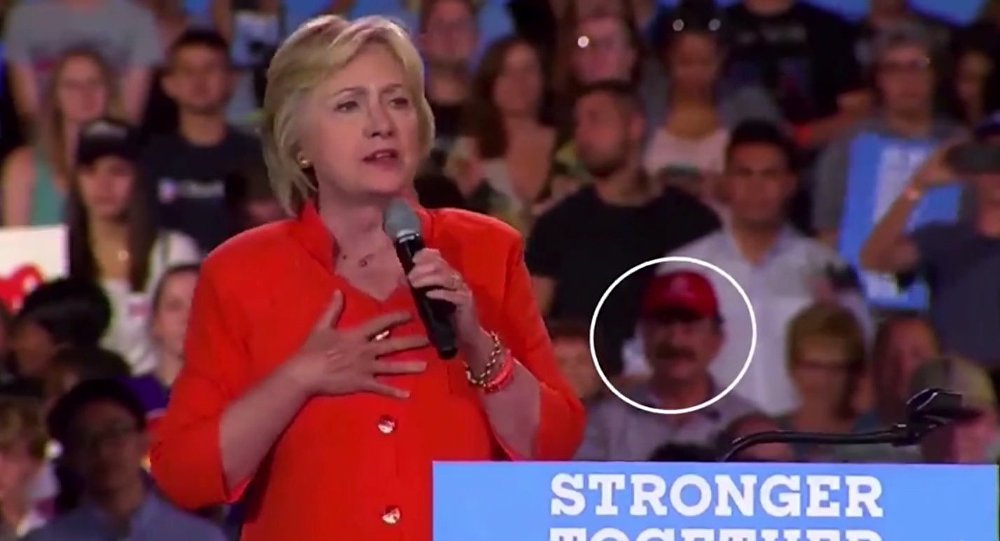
<box><xmin>101</xmin><ymin>231</ymin><xmax>201</xmax><ymax>375</ymax></box>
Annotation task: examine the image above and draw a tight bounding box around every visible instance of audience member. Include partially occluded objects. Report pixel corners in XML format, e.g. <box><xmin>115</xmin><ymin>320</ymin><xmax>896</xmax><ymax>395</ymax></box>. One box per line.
<box><xmin>67</xmin><ymin>118</ymin><xmax>200</xmax><ymax>375</ymax></box>
<box><xmin>576</xmin><ymin>271</ymin><xmax>757</xmax><ymax>461</ymax></box>
<box><xmin>447</xmin><ymin>35</ymin><xmax>560</xmax><ymax>233</ymax></box>
<box><xmin>0</xmin><ymin>397</ymin><xmax>49</xmax><ymax>539</ymax></box>
<box><xmin>418</xmin><ymin>0</ymin><xmax>479</xmax><ymax>158</ymax></box>
<box><xmin>723</xmin><ymin>0</ymin><xmax>868</xmax><ymax>150</ymax></box>
<box><xmin>4</xmin><ymin>279</ymin><xmax>112</xmax><ymax>398</ymax></box>
<box><xmin>146</xmin><ymin>263</ymin><xmax>199</xmax><ymax>390</ymax></box>
<box><xmin>942</xmin><ymin>26</ymin><xmax>999</xmax><ymax>128</ymax></box>
<box><xmin>528</xmin><ymin>81</ymin><xmax>718</xmax><ymax>376</ymax></box>
<box><xmin>1</xmin><ymin>0</ymin><xmax>161</xmax><ymax>123</ymax></box>
<box><xmin>854</xmin><ymin>1</ymin><xmax>954</xmax><ymax>71</ymax></box>
<box><xmin>861</xmin><ymin>112</ymin><xmax>1000</xmax><ymax>368</ymax></box>
<box><xmin>33</xmin><ymin>379</ymin><xmax>226</xmax><ymax>541</ymax></box>
<box><xmin>142</xmin><ymin>29</ymin><xmax>262</xmax><ymax>253</ymax></box>
<box><xmin>644</xmin><ymin>9</ymin><xmax>781</xmax><ymax>184</ymax></box>
<box><xmin>223</xmin><ymin>153</ymin><xmax>284</xmax><ymax>232</ymax></box>
<box><xmin>814</xmin><ymin>25</ymin><xmax>963</xmax><ymax>254</ymax></box>
<box><xmin>911</xmin><ymin>356</ymin><xmax>1000</xmax><ymax>464</ymax></box>
<box><xmin>717</xmin><ymin>412</ymin><xmax>795</xmax><ymax>462</ymax></box>
<box><xmin>778</xmin><ymin>302</ymin><xmax>869</xmax><ymax>461</ymax></box>
<box><xmin>1</xmin><ymin>50</ymin><xmax>117</xmax><ymax>227</ymax></box>
<box><xmin>635</xmin><ymin>120</ymin><xmax>870</xmax><ymax>415</ymax></box>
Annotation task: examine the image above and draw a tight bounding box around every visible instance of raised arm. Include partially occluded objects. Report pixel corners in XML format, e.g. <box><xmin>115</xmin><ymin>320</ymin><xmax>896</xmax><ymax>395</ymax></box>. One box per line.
<box><xmin>860</xmin><ymin>146</ymin><xmax>957</xmax><ymax>274</ymax></box>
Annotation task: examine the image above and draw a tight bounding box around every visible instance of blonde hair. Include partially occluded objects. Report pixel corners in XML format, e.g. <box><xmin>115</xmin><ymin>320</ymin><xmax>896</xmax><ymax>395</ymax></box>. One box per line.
<box><xmin>262</xmin><ymin>15</ymin><xmax>436</xmax><ymax>215</ymax></box>
<box><xmin>0</xmin><ymin>397</ymin><xmax>48</xmax><ymax>461</ymax></box>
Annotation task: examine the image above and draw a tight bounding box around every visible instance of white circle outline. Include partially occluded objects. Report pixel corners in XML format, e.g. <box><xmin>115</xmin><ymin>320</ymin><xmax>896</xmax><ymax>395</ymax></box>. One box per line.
<box><xmin>588</xmin><ymin>256</ymin><xmax>758</xmax><ymax>415</ymax></box>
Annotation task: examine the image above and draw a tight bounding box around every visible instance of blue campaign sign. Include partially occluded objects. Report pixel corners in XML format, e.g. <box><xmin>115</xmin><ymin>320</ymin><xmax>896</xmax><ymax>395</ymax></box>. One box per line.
<box><xmin>434</xmin><ymin>462</ymin><xmax>998</xmax><ymax>541</ymax></box>
<box><xmin>837</xmin><ymin>132</ymin><xmax>962</xmax><ymax>312</ymax></box>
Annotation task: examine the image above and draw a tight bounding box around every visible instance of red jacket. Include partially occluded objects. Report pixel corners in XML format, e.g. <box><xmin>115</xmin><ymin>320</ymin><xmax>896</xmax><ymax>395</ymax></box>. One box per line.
<box><xmin>150</xmin><ymin>203</ymin><xmax>585</xmax><ymax>540</ymax></box>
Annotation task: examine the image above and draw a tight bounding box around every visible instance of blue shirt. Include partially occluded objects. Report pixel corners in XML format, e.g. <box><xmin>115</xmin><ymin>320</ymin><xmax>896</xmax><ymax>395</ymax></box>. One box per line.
<box><xmin>25</xmin><ymin>489</ymin><xmax>226</xmax><ymax>541</ymax></box>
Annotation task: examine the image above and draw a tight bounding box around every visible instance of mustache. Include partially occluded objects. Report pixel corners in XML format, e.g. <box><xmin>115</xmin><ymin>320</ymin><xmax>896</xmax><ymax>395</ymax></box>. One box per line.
<box><xmin>654</xmin><ymin>344</ymin><xmax>695</xmax><ymax>359</ymax></box>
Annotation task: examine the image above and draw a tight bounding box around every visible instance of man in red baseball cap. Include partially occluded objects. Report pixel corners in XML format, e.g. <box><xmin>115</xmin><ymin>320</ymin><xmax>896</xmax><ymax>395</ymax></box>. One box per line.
<box><xmin>637</xmin><ymin>270</ymin><xmax>725</xmax><ymax>399</ymax></box>
<box><xmin>576</xmin><ymin>270</ymin><xmax>759</xmax><ymax>461</ymax></box>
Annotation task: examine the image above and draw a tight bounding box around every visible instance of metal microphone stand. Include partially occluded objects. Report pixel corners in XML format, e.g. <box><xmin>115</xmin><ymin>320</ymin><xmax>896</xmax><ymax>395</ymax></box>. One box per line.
<box><xmin>720</xmin><ymin>388</ymin><xmax>961</xmax><ymax>462</ymax></box>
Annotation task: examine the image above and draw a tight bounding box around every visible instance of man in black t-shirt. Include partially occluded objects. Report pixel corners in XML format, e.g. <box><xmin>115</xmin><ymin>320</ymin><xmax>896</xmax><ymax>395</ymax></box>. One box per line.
<box><xmin>142</xmin><ymin>29</ymin><xmax>263</xmax><ymax>253</ymax></box>
<box><xmin>526</xmin><ymin>81</ymin><xmax>719</xmax><ymax>376</ymax></box>
<box><xmin>723</xmin><ymin>0</ymin><xmax>869</xmax><ymax>151</ymax></box>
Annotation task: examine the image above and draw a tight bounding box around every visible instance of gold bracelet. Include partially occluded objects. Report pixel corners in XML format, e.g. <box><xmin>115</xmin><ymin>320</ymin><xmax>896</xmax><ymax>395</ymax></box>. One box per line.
<box><xmin>465</xmin><ymin>331</ymin><xmax>504</xmax><ymax>387</ymax></box>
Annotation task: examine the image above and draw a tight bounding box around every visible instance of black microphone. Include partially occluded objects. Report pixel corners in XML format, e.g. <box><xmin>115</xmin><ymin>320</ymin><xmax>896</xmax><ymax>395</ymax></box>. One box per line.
<box><xmin>383</xmin><ymin>198</ymin><xmax>458</xmax><ymax>360</ymax></box>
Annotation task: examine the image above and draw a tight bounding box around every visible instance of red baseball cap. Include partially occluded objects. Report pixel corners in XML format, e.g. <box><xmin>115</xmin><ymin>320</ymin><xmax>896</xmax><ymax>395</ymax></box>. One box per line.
<box><xmin>640</xmin><ymin>271</ymin><xmax>720</xmax><ymax>320</ymax></box>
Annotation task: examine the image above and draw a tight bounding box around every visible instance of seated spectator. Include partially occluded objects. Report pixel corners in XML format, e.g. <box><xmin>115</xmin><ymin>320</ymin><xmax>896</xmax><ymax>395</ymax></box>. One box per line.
<box><xmin>648</xmin><ymin>443</ymin><xmax>717</xmax><ymax>462</ymax></box>
<box><xmin>142</xmin><ymin>29</ymin><xmax>262</xmax><ymax>254</ymax></box>
<box><xmin>548</xmin><ymin>319</ymin><xmax>602</xmax><ymax>404</ymax></box>
<box><xmin>147</xmin><ymin>264</ymin><xmax>199</xmax><ymax>390</ymax></box>
<box><xmin>839</xmin><ymin>312</ymin><xmax>939</xmax><ymax>463</ymax></box>
<box><xmin>1</xmin><ymin>0</ymin><xmax>161</xmax><ymax>124</ymax></box>
<box><xmin>716</xmin><ymin>412</ymin><xmax>795</xmax><ymax>463</ymax></box>
<box><xmin>32</xmin><ymin>379</ymin><xmax>226</xmax><ymax>541</ymax></box>
<box><xmin>446</xmin><ymin>35</ymin><xmax>561</xmax><ymax>233</ymax></box>
<box><xmin>861</xmin><ymin>112</ymin><xmax>1000</xmax><ymax>368</ymax></box>
<box><xmin>0</xmin><ymin>397</ymin><xmax>50</xmax><ymax>538</ymax></box>
<box><xmin>4</xmin><ymin>279</ymin><xmax>112</xmax><ymax>398</ymax></box>
<box><xmin>942</xmin><ymin>25</ymin><xmax>999</xmax><ymax>129</ymax></box>
<box><xmin>1</xmin><ymin>50</ymin><xmax>117</xmax><ymax>227</ymax></box>
<box><xmin>644</xmin><ymin>9</ymin><xmax>781</xmax><ymax>190</ymax></box>
<box><xmin>854</xmin><ymin>3</ymin><xmax>953</xmax><ymax>72</ymax></box>
<box><xmin>911</xmin><ymin>356</ymin><xmax>1000</xmax><ymax>464</ymax></box>
<box><xmin>576</xmin><ymin>271</ymin><xmax>757</xmax><ymax>461</ymax></box>
<box><xmin>816</xmin><ymin>26</ymin><xmax>964</xmax><ymax>267</ymax></box>
<box><xmin>778</xmin><ymin>303</ymin><xmax>870</xmax><ymax>462</ymax></box>
<box><xmin>67</xmin><ymin>118</ymin><xmax>201</xmax><ymax>375</ymax></box>
<box><xmin>417</xmin><ymin>0</ymin><xmax>479</xmax><ymax>160</ymax></box>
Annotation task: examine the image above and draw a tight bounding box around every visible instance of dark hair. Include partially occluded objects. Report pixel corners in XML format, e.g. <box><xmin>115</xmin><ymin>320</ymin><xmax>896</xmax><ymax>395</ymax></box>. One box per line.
<box><xmin>418</xmin><ymin>0</ymin><xmax>477</xmax><ymax>33</ymax></box>
<box><xmin>47</xmin><ymin>378</ymin><xmax>146</xmax><ymax>447</ymax></box>
<box><xmin>150</xmin><ymin>263</ymin><xmax>201</xmax><ymax>315</ymax></box>
<box><xmin>66</xmin><ymin>153</ymin><xmax>159</xmax><ymax>293</ymax></box>
<box><xmin>51</xmin><ymin>346</ymin><xmax>132</xmax><ymax>382</ymax></box>
<box><xmin>725</xmin><ymin>119</ymin><xmax>798</xmax><ymax>170</ymax></box>
<box><xmin>652</xmin><ymin>0</ymin><xmax>725</xmax><ymax>58</ymax></box>
<box><xmin>547</xmin><ymin>319</ymin><xmax>590</xmax><ymax>341</ymax></box>
<box><xmin>14</xmin><ymin>279</ymin><xmax>111</xmax><ymax>347</ymax></box>
<box><xmin>940</xmin><ymin>26</ymin><xmax>1000</xmax><ymax>123</ymax></box>
<box><xmin>574</xmin><ymin>79</ymin><xmax>642</xmax><ymax>111</ymax></box>
<box><xmin>649</xmin><ymin>442</ymin><xmax>717</xmax><ymax>462</ymax></box>
<box><xmin>462</xmin><ymin>35</ymin><xmax>552</xmax><ymax>159</ymax></box>
<box><xmin>414</xmin><ymin>172</ymin><xmax>468</xmax><ymax>210</ymax></box>
<box><xmin>167</xmin><ymin>28</ymin><xmax>231</xmax><ymax>68</ymax></box>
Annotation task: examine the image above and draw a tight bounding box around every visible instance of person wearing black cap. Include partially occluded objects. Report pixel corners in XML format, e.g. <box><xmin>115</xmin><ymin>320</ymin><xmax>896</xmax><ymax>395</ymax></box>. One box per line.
<box><xmin>66</xmin><ymin>117</ymin><xmax>201</xmax><ymax>375</ymax></box>
<box><xmin>862</xmin><ymin>112</ymin><xmax>1000</xmax><ymax>372</ymax></box>
<box><xmin>27</xmin><ymin>379</ymin><xmax>226</xmax><ymax>541</ymax></box>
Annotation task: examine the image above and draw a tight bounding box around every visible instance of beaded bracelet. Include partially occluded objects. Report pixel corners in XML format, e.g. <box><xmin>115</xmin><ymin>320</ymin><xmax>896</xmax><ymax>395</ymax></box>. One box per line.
<box><xmin>466</xmin><ymin>331</ymin><xmax>505</xmax><ymax>388</ymax></box>
<box><xmin>482</xmin><ymin>353</ymin><xmax>516</xmax><ymax>394</ymax></box>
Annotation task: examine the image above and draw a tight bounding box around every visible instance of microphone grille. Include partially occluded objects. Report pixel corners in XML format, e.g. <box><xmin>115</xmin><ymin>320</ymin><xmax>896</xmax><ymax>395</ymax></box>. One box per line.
<box><xmin>383</xmin><ymin>198</ymin><xmax>421</xmax><ymax>239</ymax></box>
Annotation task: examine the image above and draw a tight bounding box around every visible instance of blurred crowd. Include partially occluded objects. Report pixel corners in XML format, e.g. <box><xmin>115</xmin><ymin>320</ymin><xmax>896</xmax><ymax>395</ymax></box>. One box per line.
<box><xmin>0</xmin><ymin>0</ymin><xmax>998</xmax><ymax>538</ymax></box>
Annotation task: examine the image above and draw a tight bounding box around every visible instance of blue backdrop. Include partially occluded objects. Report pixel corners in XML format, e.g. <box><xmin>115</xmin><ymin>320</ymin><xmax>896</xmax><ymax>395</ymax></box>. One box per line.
<box><xmin>434</xmin><ymin>462</ymin><xmax>999</xmax><ymax>541</ymax></box>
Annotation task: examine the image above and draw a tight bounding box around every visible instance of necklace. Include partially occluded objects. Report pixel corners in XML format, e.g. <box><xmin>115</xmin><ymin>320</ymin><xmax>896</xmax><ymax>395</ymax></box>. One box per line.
<box><xmin>340</xmin><ymin>252</ymin><xmax>375</xmax><ymax>268</ymax></box>
<box><xmin>116</xmin><ymin>248</ymin><xmax>130</xmax><ymax>263</ymax></box>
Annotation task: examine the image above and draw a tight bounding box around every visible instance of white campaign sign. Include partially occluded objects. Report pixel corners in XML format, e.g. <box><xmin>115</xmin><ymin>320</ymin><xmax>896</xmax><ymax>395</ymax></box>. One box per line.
<box><xmin>0</xmin><ymin>225</ymin><xmax>67</xmax><ymax>312</ymax></box>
